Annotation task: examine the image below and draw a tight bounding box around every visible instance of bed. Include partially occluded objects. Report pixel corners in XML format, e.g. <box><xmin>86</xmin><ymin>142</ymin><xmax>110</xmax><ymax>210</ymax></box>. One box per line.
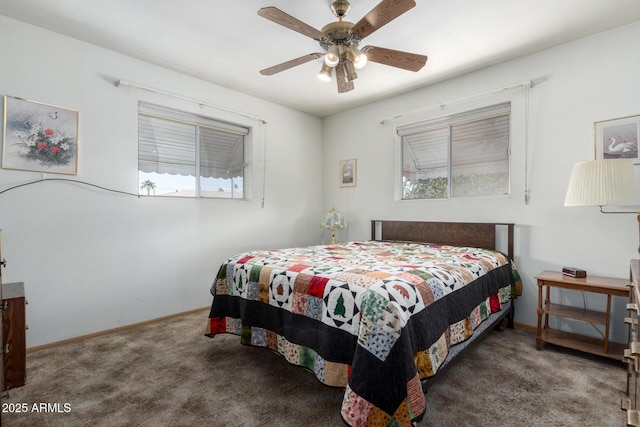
<box><xmin>205</xmin><ymin>220</ymin><xmax>518</xmax><ymax>426</ymax></box>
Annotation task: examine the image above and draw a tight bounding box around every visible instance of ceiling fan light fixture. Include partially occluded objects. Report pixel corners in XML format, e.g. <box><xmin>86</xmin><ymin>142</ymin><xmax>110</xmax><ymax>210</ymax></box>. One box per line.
<box><xmin>324</xmin><ymin>45</ymin><xmax>340</xmax><ymax>67</ymax></box>
<box><xmin>343</xmin><ymin>59</ymin><xmax>358</xmax><ymax>81</ymax></box>
<box><xmin>318</xmin><ymin>63</ymin><xmax>333</xmax><ymax>81</ymax></box>
<box><xmin>258</xmin><ymin>0</ymin><xmax>428</xmax><ymax>94</ymax></box>
<box><xmin>348</xmin><ymin>47</ymin><xmax>367</xmax><ymax>69</ymax></box>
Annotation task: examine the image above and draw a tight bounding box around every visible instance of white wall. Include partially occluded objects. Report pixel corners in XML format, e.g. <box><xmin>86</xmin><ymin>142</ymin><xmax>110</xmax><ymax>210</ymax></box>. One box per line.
<box><xmin>0</xmin><ymin>16</ymin><xmax>324</xmax><ymax>348</ymax></box>
<box><xmin>2</xmin><ymin>15</ymin><xmax>638</xmax><ymax>349</ymax></box>
<box><xmin>323</xmin><ymin>22</ymin><xmax>640</xmax><ymax>343</ymax></box>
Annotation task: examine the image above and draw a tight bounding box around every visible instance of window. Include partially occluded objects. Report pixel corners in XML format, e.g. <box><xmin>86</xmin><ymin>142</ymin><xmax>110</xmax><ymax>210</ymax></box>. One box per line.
<box><xmin>138</xmin><ymin>103</ymin><xmax>249</xmax><ymax>198</ymax></box>
<box><xmin>399</xmin><ymin>102</ymin><xmax>510</xmax><ymax>200</ymax></box>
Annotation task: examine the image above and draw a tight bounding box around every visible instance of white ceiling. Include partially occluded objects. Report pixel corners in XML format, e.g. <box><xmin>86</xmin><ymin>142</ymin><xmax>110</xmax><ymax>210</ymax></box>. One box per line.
<box><xmin>2</xmin><ymin>0</ymin><xmax>640</xmax><ymax>117</ymax></box>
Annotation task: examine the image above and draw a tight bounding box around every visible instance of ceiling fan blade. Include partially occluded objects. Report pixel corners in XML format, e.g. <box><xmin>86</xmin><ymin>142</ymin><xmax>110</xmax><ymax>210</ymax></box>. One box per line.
<box><xmin>258</xmin><ymin>7</ymin><xmax>327</xmax><ymax>41</ymax></box>
<box><xmin>362</xmin><ymin>46</ymin><xmax>427</xmax><ymax>72</ymax></box>
<box><xmin>335</xmin><ymin>63</ymin><xmax>354</xmax><ymax>93</ymax></box>
<box><xmin>260</xmin><ymin>53</ymin><xmax>324</xmax><ymax>76</ymax></box>
<box><xmin>350</xmin><ymin>0</ymin><xmax>416</xmax><ymax>39</ymax></box>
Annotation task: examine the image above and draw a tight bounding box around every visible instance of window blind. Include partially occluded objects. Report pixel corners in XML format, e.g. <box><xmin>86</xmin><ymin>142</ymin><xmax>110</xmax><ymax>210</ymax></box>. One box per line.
<box><xmin>400</xmin><ymin>102</ymin><xmax>511</xmax><ymax>199</ymax></box>
<box><xmin>400</xmin><ymin>103</ymin><xmax>510</xmax><ymax>174</ymax></box>
<box><xmin>138</xmin><ymin>102</ymin><xmax>249</xmax><ymax>178</ymax></box>
<box><xmin>397</xmin><ymin>102</ymin><xmax>511</xmax><ymax>137</ymax></box>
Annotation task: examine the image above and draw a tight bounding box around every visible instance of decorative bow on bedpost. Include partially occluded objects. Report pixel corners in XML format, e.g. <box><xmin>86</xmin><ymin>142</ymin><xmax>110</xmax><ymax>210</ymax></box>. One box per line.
<box><xmin>321</xmin><ymin>207</ymin><xmax>348</xmax><ymax>244</ymax></box>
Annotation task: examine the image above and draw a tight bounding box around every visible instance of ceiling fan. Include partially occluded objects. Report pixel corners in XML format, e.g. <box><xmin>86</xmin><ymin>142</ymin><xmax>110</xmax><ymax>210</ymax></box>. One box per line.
<box><xmin>258</xmin><ymin>0</ymin><xmax>428</xmax><ymax>93</ymax></box>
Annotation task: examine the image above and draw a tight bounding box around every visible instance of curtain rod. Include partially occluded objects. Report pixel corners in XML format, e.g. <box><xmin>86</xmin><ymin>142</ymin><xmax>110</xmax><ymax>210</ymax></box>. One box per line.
<box><xmin>379</xmin><ymin>80</ymin><xmax>533</xmax><ymax>125</ymax></box>
<box><xmin>114</xmin><ymin>79</ymin><xmax>268</xmax><ymax>124</ymax></box>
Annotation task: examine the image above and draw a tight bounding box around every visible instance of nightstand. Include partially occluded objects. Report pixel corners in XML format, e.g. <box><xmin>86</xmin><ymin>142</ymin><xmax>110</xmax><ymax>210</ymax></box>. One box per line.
<box><xmin>535</xmin><ymin>270</ymin><xmax>629</xmax><ymax>360</ymax></box>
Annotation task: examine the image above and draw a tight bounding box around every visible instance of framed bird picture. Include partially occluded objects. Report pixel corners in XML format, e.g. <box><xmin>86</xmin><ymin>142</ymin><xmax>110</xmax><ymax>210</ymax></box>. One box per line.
<box><xmin>2</xmin><ymin>95</ymin><xmax>79</xmax><ymax>175</ymax></box>
<box><xmin>594</xmin><ymin>115</ymin><xmax>639</xmax><ymax>164</ymax></box>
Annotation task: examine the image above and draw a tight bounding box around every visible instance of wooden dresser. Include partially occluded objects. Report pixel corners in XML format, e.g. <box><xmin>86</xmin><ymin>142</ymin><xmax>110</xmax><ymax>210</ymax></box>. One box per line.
<box><xmin>623</xmin><ymin>259</ymin><xmax>640</xmax><ymax>425</ymax></box>
<box><xmin>0</xmin><ymin>233</ymin><xmax>3</xmax><ymax>427</ymax></box>
<box><xmin>2</xmin><ymin>282</ymin><xmax>26</xmax><ymax>390</ymax></box>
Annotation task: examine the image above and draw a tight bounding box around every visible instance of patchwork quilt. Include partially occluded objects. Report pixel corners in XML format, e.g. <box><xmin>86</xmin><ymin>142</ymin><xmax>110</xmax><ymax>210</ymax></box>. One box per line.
<box><xmin>206</xmin><ymin>240</ymin><xmax>515</xmax><ymax>426</ymax></box>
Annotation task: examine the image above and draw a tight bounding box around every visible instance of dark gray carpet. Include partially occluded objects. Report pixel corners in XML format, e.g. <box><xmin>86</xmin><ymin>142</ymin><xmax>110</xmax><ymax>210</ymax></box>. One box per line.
<box><xmin>2</xmin><ymin>310</ymin><xmax>626</xmax><ymax>426</ymax></box>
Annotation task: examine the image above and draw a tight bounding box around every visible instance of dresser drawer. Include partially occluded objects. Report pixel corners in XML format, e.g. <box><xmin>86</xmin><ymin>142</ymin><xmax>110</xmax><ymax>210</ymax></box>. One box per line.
<box><xmin>625</xmin><ymin>261</ymin><xmax>640</xmax><ymax>420</ymax></box>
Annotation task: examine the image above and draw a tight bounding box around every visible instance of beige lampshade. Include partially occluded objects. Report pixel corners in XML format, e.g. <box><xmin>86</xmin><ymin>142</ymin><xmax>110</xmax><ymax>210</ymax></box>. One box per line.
<box><xmin>564</xmin><ymin>159</ymin><xmax>635</xmax><ymax>207</ymax></box>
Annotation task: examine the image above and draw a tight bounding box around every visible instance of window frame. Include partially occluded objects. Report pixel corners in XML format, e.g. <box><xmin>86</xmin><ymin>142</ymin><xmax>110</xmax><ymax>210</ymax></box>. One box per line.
<box><xmin>398</xmin><ymin>102</ymin><xmax>511</xmax><ymax>200</ymax></box>
<box><xmin>137</xmin><ymin>102</ymin><xmax>249</xmax><ymax>199</ymax></box>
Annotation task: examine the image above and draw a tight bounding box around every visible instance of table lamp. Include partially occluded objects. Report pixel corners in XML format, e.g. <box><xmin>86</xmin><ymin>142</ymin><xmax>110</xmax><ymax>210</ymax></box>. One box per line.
<box><xmin>321</xmin><ymin>207</ymin><xmax>347</xmax><ymax>244</ymax></box>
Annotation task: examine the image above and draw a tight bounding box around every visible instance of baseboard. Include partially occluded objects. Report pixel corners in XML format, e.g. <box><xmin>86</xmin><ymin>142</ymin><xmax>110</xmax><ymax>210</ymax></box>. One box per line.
<box><xmin>27</xmin><ymin>306</ymin><xmax>210</xmax><ymax>353</ymax></box>
<box><xmin>512</xmin><ymin>321</ymin><xmax>536</xmax><ymax>332</ymax></box>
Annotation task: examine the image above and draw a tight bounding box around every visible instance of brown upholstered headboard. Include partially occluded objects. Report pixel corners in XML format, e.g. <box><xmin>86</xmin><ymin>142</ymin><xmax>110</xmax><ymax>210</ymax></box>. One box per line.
<box><xmin>370</xmin><ymin>220</ymin><xmax>514</xmax><ymax>260</ymax></box>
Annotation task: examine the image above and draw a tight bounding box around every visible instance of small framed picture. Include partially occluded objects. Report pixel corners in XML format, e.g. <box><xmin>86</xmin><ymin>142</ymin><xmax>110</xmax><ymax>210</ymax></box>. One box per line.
<box><xmin>594</xmin><ymin>115</ymin><xmax>639</xmax><ymax>163</ymax></box>
<box><xmin>339</xmin><ymin>159</ymin><xmax>357</xmax><ymax>187</ymax></box>
<box><xmin>2</xmin><ymin>95</ymin><xmax>79</xmax><ymax>175</ymax></box>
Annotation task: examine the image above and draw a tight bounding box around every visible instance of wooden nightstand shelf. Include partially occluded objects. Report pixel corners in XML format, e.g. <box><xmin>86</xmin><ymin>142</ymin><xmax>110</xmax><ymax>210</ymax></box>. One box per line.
<box><xmin>536</xmin><ymin>270</ymin><xmax>629</xmax><ymax>360</ymax></box>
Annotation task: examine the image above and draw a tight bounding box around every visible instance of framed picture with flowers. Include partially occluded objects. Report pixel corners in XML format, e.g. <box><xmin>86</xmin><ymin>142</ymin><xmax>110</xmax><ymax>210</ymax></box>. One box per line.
<box><xmin>2</xmin><ymin>95</ymin><xmax>79</xmax><ymax>175</ymax></box>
